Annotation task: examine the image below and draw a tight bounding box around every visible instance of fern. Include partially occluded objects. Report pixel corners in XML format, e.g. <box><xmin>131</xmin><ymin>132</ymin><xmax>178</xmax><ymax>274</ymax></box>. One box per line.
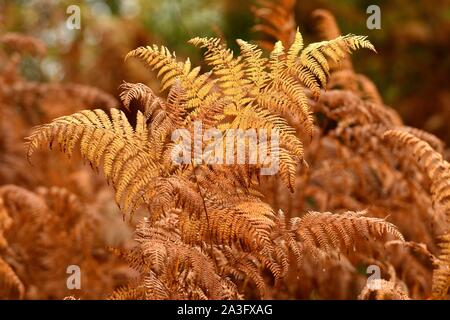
<box><xmin>26</xmin><ymin>109</ymin><xmax>163</xmax><ymax>215</ymax></box>
<box><xmin>293</xmin><ymin>210</ymin><xmax>404</xmax><ymax>257</ymax></box>
<box><xmin>431</xmin><ymin>234</ymin><xmax>450</xmax><ymax>298</ymax></box>
<box><xmin>0</xmin><ymin>257</ymin><xmax>24</xmax><ymax>299</ymax></box>
<box><xmin>12</xmin><ymin>7</ymin><xmax>446</xmax><ymax>300</ymax></box>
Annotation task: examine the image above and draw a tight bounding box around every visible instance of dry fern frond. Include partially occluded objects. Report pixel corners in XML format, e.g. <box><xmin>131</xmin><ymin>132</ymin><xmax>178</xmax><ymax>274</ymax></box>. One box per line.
<box><xmin>358</xmin><ymin>279</ymin><xmax>410</xmax><ymax>300</ymax></box>
<box><xmin>400</xmin><ymin>126</ymin><xmax>445</xmax><ymax>155</ymax></box>
<box><xmin>119</xmin><ymin>82</ymin><xmax>167</xmax><ymax>119</ymax></box>
<box><xmin>25</xmin><ymin>108</ymin><xmax>160</xmax><ymax>215</ymax></box>
<box><xmin>252</xmin><ymin>0</ymin><xmax>297</xmax><ymax>50</ymax></box>
<box><xmin>123</xmin><ymin>30</ymin><xmax>375</xmax><ymax>192</ymax></box>
<box><xmin>114</xmin><ymin>217</ymin><xmax>240</xmax><ymax>300</ymax></box>
<box><xmin>0</xmin><ymin>197</ymin><xmax>12</xmax><ymax>249</ymax></box>
<box><xmin>144</xmin><ymin>271</ymin><xmax>170</xmax><ymax>300</ymax></box>
<box><xmin>0</xmin><ymin>257</ymin><xmax>25</xmax><ymax>299</ymax></box>
<box><xmin>0</xmin><ymin>184</ymin><xmax>125</xmax><ymax>299</ymax></box>
<box><xmin>16</xmin><ymin>15</ymin><xmax>422</xmax><ymax>301</ymax></box>
<box><xmin>4</xmin><ymin>82</ymin><xmax>117</xmax><ymax>125</ymax></box>
<box><xmin>296</xmin><ymin>34</ymin><xmax>375</xmax><ymax>98</ymax></box>
<box><xmin>108</xmin><ymin>284</ymin><xmax>146</xmax><ymax>300</ymax></box>
<box><xmin>384</xmin><ymin>130</ymin><xmax>450</xmax><ymax>298</ymax></box>
<box><xmin>125</xmin><ymin>45</ymin><xmax>214</xmax><ymax>110</ymax></box>
<box><xmin>383</xmin><ymin>129</ymin><xmax>450</xmax><ymax>215</ymax></box>
<box><xmin>293</xmin><ymin>210</ymin><xmax>404</xmax><ymax>258</ymax></box>
<box><xmin>312</xmin><ymin>9</ymin><xmax>342</xmax><ymax>43</ymax></box>
<box><xmin>431</xmin><ymin>233</ymin><xmax>450</xmax><ymax>299</ymax></box>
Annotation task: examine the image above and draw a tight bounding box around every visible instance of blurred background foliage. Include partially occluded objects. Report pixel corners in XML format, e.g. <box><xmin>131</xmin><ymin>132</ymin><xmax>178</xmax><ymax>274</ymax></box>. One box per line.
<box><xmin>1</xmin><ymin>0</ymin><xmax>450</xmax><ymax>142</ymax></box>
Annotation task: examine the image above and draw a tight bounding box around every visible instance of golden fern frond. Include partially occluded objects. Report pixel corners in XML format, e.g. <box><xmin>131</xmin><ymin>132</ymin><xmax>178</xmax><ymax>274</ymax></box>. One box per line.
<box><xmin>25</xmin><ymin>108</ymin><xmax>160</xmax><ymax>215</ymax></box>
<box><xmin>236</xmin><ymin>39</ymin><xmax>269</xmax><ymax>92</ymax></box>
<box><xmin>142</xmin><ymin>177</ymin><xmax>205</xmax><ymax>220</ymax></box>
<box><xmin>260</xmin><ymin>74</ymin><xmax>314</xmax><ymax>138</ymax></box>
<box><xmin>189</xmin><ymin>92</ymin><xmax>225</xmax><ymax>129</ymax></box>
<box><xmin>125</xmin><ymin>45</ymin><xmax>214</xmax><ymax>110</ymax></box>
<box><xmin>264</xmin><ymin>35</ymin><xmax>314</xmax><ymax>137</ymax></box>
<box><xmin>132</xmin><ymin>218</ymin><xmax>231</xmax><ymax>299</ymax></box>
<box><xmin>286</xmin><ymin>30</ymin><xmax>303</xmax><ymax>68</ymax></box>
<box><xmin>222</xmin><ymin>106</ymin><xmax>303</xmax><ymax>190</ymax></box>
<box><xmin>264</xmin><ymin>29</ymin><xmax>373</xmax><ymax>128</ymax></box>
<box><xmin>311</xmin><ymin>9</ymin><xmax>354</xmax><ymax>75</ymax></box>
<box><xmin>267</xmin><ymin>40</ymin><xmax>286</xmax><ymax>81</ymax></box>
<box><xmin>189</xmin><ymin>37</ymin><xmax>251</xmax><ymax>112</ymax></box>
<box><xmin>293</xmin><ymin>210</ymin><xmax>404</xmax><ymax>258</ymax></box>
<box><xmin>118</xmin><ymin>82</ymin><xmax>184</xmax><ymax>158</ymax></box>
<box><xmin>234</xmin><ymin>107</ymin><xmax>303</xmax><ymax>155</ymax></box>
<box><xmin>0</xmin><ymin>257</ymin><xmax>25</xmax><ymax>299</ymax></box>
<box><xmin>125</xmin><ymin>45</ymin><xmax>194</xmax><ymax>92</ymax></box>
<box><xmin>296</xmin><ymin>34</ymin><xmax>376</xmax><ymax>97</ymax></box>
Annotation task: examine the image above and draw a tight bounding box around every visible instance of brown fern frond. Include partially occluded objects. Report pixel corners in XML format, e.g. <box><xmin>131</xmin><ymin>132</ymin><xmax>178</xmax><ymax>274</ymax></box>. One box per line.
<box><xmin>312</xmin><ymin>9</ymin><xmax>342</xmax><ymax>43</ymax></box>
<box><xmin>0</xmin><ymin>184</ymin><xmax>49</xmax><ymax>219</ymax></box>
<box><xmin>144</xmin><ymin>271</ymin><xmax>170</xmax><ymax>300</ymax></box>
<box><xmin>293</xmin><ymin>210</ymin><xmax>404</xmax><ymax>257</ymax></box>
<box><xmin>383</xmin><ymin>129</ymin><xmax>450</xmax><ymax>214</ymax></box>
<box><xmin>0</xmin><ymin>197</ymin><xmax>12</xmax><ymax>249</ymax></box>
<box><xmin>400</xmin><ymin>126</ymin><xmax>445</xmax><ymax>155</ymax></box>
<box><xmin>0</xmin><ymin>257</ymin><xmax>25</xmax><ymax>300</ymax></box>
<box><xmin>127</xmin><ymin>217</ymin><xmax>232</xmax><ymax>300</ymax></box>
<box><xmin>118</xmin><ymin>82</ymin><xmax>183</xmax><ymax>152</ymax></box>
<box><xmin>312</xmin><ymin>90</ymin><xmax>401</xmax><ymax>127</ymax></box>
<box><xmin>358</xmin><ymin>279</ymin><xmax>410</xmax><ymax>300</ymax></box>
<box><xmin>108</xmin><ymin>284</ymin><xmax>146</xmax><ymax>300</ymax></box>
<box><xmin>119</xmin><ymin>82</ymin><xmax>166</xmax><ymax>119</ymax></box>
<box><xmin>0</xmin><ymin>33</ymin><xmax>47</xmax><ymax>57</ymax></box>
<box><xmin>431</xmin><ymin>233</ymin><xmax>450</xmax><ymax>299</ymax></box>
<box><xmin>252</xmin><ymin>0</ymin><xmax>297</xmax><ymax>50</ymax></box>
